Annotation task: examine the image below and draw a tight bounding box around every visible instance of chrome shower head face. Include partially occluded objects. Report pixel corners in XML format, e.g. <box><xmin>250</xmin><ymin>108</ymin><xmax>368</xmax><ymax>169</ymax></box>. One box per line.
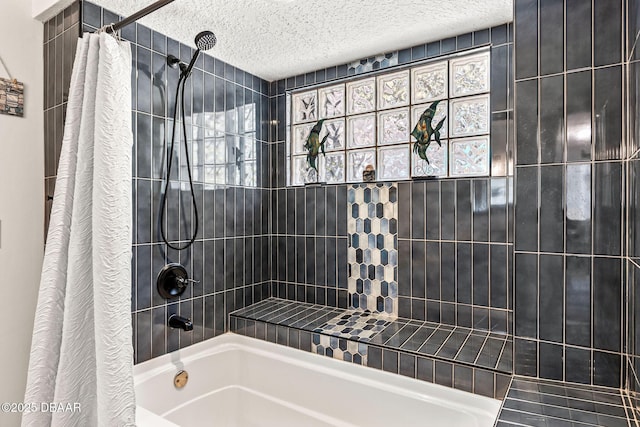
<box><xmin>195</xmin><ymin>31</ymin><xmax>216</xmax><ymax>51</ymax></box>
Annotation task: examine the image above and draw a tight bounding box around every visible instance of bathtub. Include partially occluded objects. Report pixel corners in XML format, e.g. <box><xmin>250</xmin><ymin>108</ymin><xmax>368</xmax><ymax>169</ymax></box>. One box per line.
<box><xmin>134</xmin><ymin>334</ymin><xmax>501</xmax><ymax>427</ymax></box>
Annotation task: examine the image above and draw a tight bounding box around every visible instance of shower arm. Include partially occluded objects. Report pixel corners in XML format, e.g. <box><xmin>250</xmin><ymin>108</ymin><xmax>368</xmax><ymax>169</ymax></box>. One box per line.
<box><xmin>104</xmin><ymin>0</ymin><xmax>176</xmax><ymax>34</ymax></box>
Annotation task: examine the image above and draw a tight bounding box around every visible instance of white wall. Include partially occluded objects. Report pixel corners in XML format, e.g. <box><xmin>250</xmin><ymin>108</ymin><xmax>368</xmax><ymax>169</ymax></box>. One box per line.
<box><xmin>32</xmin><ymin>0</ymin><xmax>74</xmax><ymax>21</ymax></box>
<box><xmin>0</xmin><ymin>1</ymin><xmax>44</xmax><ymax>426</ymax></box>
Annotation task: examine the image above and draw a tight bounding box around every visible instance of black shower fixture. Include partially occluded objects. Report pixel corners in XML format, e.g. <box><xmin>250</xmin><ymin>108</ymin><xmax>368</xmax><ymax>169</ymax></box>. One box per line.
<box><xmin>157</xmin><ymin>263</ymin><xmax>199</xmax><ymax>299</ymax></box>
<box><xmin>194</xmin><ymin>30</ymin><xmax>218</xmax><ymax>50</ymax></box>
<box><xmin>167</xmin><ymin>30</ymin><xmax>217</xmax><ymax>78</ymax></box>
<box><xmin>159</xmin><ymin>29</ymin><xmax>216</xmax><ymax>251</ymax></box>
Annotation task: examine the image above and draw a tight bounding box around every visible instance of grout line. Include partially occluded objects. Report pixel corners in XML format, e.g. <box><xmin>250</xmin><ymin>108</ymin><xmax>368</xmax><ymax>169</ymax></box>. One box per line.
<box><xmin>514</xmin><ymin>250</ymin><xmax>625</xmax><ymax>259</ymax></box>
<box><xmin>621</xmin><ymin>390</ymin><xmax>637</xmax><ymax>427</ymax></box>
<box><xmin>493</xmin><ymin>338</ymin><xmax>508</xmax><ymax>371</ymax></box>
<box><xmin>504</xmin><ymin>397</ymin><xmax>629</xmax><ymax>422</ymax></box>
<box><xmin>472</xmin><ymin>332</ymin><xmax>491</xmax><ymax>366</ymax></box>
<box><xmin>506</xmin><ymin>387</ymin><xmax>628</xmax><ymax>408</ymax></box>
<box><xmin>511</xmin><ymin>374</ymin><xmax>625</xmax><ymax>394</ymax></box>
<box><xmin>452</xmin><ymin>329</ymin><xmax>474</xmax><ymax>361</ymax></box>
<box><xmin>629</xmin><ymin>29</ymin><xmax>640</xmax><ymax>63</ymax></box>
<box><xmin>514</xmin><ymin>61</ymin><xmax>625</xmax><ymax>84</ymax></box>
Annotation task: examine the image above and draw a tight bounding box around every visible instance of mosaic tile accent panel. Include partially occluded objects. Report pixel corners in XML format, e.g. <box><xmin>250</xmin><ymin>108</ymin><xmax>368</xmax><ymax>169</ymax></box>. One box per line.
<box><xmin>411</xmin><ymin>62</ymin><xmax>448</xmax><ymax>104</ymax></box>
<box><xmin>348</xmin><ymin>183</ymin><xmax>398</xmax><ymax>315</ymax></box>
<box><xmin>377</xmin><ymin>70</ymin><xmax>410</xmax><ymax>110</ymax></box>
<box><xmin>411</xmin><ymin>141</ymin><xmax>448</xmax><ymax>177</ymax></box>
<box><xmin>449</xmin><ymin>52</ymin><xmax>490</xmax><ymax>98</ymax></box>
<box><xmin>292</xmin><ymin>90</ymin><xmax>317</xmax><ymax>124</ymax></box>
<box><xmin>317</xmin><ymin>309</ymin><xmax>392</xmax><ymax>341</ymax></box>
<box><xmin>312</xmin><ymin>334</ymin><xmax>369</xmax><ymax>365</ymax></box>
<box><xmin>0</xmin><ymin>78</ymin><xmax>24</xmax><ymax>117</ymax></box>
<box><xmin>378</xmin><ymin>108</ymin><xmax>410</xmax><ymax>145</ymax></box>
<box><xmin>449</xmin><ymin>94</ymin><xmax>490</xmax><ymax>137</ymax></box>
<box><xmin>318</xmin><ymin>84</ymin><xmax>345</xmax><ymax>119</ymax></box>
<box><xmin>450</xmin><ymin>136</ymin><xmax>490</xmax><ymax>177</ymax></box>
<box><xmin>346</xmin><ymin>77</ymin><xmax>376</xmax><ymax>115</ymax></box>
<box><xmin>378</xmin><ymin>145</ymin><xmax>410</xmax><ymax>181</ymax></box>
<box><xmin>347</xmin><ymin>114</ymin><xmax>376</xmax><ymax>148</ymax></box>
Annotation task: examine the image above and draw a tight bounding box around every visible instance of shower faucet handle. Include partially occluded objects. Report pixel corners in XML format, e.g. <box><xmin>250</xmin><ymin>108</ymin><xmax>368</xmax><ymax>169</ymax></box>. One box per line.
<box><xmin>157</xmin><ymin>263</ymin><xmax>199</xmax><ymax>299</ymax></box>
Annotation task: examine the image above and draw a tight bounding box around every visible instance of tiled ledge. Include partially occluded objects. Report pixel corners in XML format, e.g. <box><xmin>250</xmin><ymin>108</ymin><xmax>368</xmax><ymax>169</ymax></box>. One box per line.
<box><xmin>231</xmin><ymin>297</ymin><xmax>512</xmax><ymax>372</ymax></box>
<box><xmin>495</xmin><ymin>377</ymin><xmax>633</xmax><ymax>427</ymax></box>
<box><xmin>230</xmin><ymin>297</ymin><xmax>513</xmax><ymax>400</ymax></box>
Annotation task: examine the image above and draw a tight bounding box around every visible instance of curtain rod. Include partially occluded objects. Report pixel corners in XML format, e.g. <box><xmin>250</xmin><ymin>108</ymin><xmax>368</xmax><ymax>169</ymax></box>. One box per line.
<box><xmin>105</xmin><ymin>0</ymin><xmax>176</xmax><ymax>34</ymax></box>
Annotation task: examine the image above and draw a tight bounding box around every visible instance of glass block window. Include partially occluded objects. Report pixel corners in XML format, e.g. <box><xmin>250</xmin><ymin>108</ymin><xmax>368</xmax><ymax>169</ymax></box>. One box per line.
<box><xmin>287</xmin><ymin>49</ymin><xmax>490</xmax><ymax>185</ymax></box>
<box><xmin>346</xmin><ymin>78</ymin><xmax>376</xmax><ymax>115</ymax></box>
<box><xmin>319</xmin><ymin>85</ymin><xmax>345</xmax><ymax>118</ymax></box>
<box><xmin>378</xmin><ymin>108</ymin><xmax>410</xmax><ymax>145</ymax></box>
<box><xmin>347</xmin><ymin>114</ymin><xmax>376</xmax><ymax>148</ymax></box>
<box><xmin>196</xmin><ymin>101</ymin><xmax>258</xmax><ymax>187</ymax></box>
<box><xmin>321</xmin><ymin>118</ymin><xmax>346</xmax><ymax>151</ymax></box>
<box><xmin>377</xmin><ymin>70</ymin><xmax>410</xmax><ymax>109</ymax></box>
<box><xmin>450</xmin><ymin>136</ymin><xmax>490</xmax><ymax>177</ymax></box>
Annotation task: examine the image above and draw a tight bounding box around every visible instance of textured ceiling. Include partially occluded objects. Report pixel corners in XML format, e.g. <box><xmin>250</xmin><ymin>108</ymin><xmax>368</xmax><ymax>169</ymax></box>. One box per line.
<box><xmin>92</xmin><ymin>0</ymin><xmax>513</xmax><ymax>81</ymax></box>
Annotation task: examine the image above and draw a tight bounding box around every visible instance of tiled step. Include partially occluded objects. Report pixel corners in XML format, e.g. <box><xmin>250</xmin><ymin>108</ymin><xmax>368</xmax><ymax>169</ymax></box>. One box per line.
<box><xmin>495</xmin><ymin>377</ymin><xmax>632</xmax><ymax>427</ymax></box>
<box><xmin>230</xmin><ymin>297</ymin><xmax>513</xmax><ymax>400</ymax></box>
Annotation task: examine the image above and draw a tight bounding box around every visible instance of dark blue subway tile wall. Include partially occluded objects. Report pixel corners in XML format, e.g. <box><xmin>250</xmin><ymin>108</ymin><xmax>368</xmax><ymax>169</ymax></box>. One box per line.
<box><xmin>268</xmin><ymin>26</ymin><xmax>514</xmax><ymax>339</ymax></box>
<box><xmin>41</xmin><ymin>2</ymin><xmax>640</xmax><ymax>415</ymax></box>
<box><xmin>514</xmin><ymin>0</ymin><xmax>626</xmax><ymax>388</ymax></box>
<box><xmin>269</xmin><ymin>185</ymin><xmax>349</xmax><ymax>309</ymax></box>
<box><xmin>395</xmin><ymin>179</ymin><xmax>512</xmax><ymax>332</ymax></box>
<box><xmin>41</xmin><ymin>1</ymin><xmax>640</xmax><ymax>406</ymax></box>
<box><xmin>43</xmin><ymin>1</ymin><xmax>81</xmax><ymax>239</ymax></box>
<box><xmin>43</xmin><ymin>1</ymin><xmax>272</xmax><ymax>364</ymax></box>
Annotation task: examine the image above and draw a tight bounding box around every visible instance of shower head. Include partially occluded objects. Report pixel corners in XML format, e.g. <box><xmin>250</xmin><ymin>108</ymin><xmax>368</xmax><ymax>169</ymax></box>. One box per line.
<box><xmin>168</xmin><ymin>30</ymin><xmax>217</xmax><ymax>79</ymax></box>
<box><xmin>195</xmin><ymin>31</ymin><xmax>217</xmax><ymax>51</ymax></box>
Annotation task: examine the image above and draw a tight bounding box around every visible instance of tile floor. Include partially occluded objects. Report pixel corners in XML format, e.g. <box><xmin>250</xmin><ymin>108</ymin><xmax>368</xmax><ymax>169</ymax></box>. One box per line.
<box><xmin>495</xmin><ymin>377</ymin><xmax>634</xmax><ymax>427</ymax></box>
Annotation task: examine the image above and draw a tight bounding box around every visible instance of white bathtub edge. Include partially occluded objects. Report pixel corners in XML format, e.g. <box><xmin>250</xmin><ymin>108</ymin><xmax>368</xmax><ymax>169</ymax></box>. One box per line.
<box><xmin>229</xmin><ymin>335</ymin><xmax>502</xmax><ymax>419</ymax></box>
<box><xmin>134</xmin><ymin>333</ymin><xmax>502</xmax><ymax>422</ymax></box>
<box><xmin>137</xmin><ymin>405</ymin><xmax>180</xmax><ymax>427</ymax></box>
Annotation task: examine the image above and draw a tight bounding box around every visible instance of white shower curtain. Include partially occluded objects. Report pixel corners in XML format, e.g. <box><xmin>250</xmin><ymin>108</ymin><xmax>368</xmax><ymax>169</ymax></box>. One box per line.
<box><xmin>22</xmin><ymin>33</ymin><xmax>135</xmax><ymax>427</ymax></box>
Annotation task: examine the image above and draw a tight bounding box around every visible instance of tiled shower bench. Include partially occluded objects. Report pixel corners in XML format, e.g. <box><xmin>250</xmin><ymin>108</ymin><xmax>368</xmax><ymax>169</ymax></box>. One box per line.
<box><xmin>231</xmin><ymin>299</ymin><xmax>636</xmax><ymax>425</ymax></box>
<box><xmin>230</xmin><ymin>297</ymin><xmax>513</xmax><ymax>400</ymax></box>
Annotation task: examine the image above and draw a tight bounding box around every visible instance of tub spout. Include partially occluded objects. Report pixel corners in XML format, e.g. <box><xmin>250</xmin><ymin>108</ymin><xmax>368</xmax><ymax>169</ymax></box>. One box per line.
<box><xmin>168</xmin><ymin>314</ymin><xmax>193</xmax><ymax>331</ymax></box>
